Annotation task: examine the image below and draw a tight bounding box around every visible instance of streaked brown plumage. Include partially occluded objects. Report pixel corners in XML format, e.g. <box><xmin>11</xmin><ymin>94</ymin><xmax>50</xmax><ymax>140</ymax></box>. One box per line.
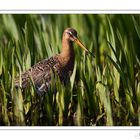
<box><xmin>15</xmin><ymin>28</ymin><xmax>89</xmax><ymax>94</ymax></box>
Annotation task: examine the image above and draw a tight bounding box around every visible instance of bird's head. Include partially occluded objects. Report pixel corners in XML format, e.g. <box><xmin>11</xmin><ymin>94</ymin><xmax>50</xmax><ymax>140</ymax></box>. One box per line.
<box><xmin>63</xmin><ymin>28</ymin><xmax>89</xmax><ymax>53</ymax></box>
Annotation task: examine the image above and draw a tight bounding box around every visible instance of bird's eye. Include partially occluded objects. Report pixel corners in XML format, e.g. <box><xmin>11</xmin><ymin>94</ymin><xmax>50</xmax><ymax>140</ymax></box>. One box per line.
<box><xmin>67</xmin><ymin>32</ymin><xmax>73</xmax><ymax>36</ymax></box>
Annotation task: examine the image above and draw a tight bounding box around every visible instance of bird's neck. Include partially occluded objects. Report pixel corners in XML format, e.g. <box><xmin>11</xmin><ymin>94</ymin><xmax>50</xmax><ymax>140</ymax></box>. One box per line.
<box><xmin>61</xmin><ymin>39</ymin><xmax>74</xmax><ymax>57</ymax></box>
<box><xmin>59</xmin><ymin>39</ymin><xmax>75</xmax><ymax>69</ymax></box>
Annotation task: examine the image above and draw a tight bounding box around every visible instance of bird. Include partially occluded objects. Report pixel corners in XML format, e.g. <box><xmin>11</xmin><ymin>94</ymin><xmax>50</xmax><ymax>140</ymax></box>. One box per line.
<box><xmin>14</xmin><ymin>28</ymin><xmax>90</xmax><ymax>95</ymax></box>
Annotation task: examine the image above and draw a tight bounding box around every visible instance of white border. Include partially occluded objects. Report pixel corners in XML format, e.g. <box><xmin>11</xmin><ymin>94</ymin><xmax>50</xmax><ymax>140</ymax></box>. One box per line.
<box><xmin>0</xmin><ymin>128</ymin><xmax>140</xmax><ymax>140</ymax></box>
<box><xmin>0</xmin><ymin>0</ymin><xmax>140</xmax><ymax>139</ymax></box>
<box><xmin>0</xmin><ymin>0</ymin><xmax>139</xmax><ymax>11</ymax></box>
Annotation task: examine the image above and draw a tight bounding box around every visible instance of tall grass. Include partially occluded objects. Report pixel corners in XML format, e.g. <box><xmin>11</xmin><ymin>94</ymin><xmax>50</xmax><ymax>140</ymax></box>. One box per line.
<box><xmin>0</xmin><ymin>14</ymin><xmax>140</xmax><ymax>126</ymax></box>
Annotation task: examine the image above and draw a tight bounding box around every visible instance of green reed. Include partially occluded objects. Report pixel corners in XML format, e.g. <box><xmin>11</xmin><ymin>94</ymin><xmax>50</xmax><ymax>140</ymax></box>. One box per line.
<box><xmin>0</xmin><ymin>14</ymin><xmax>140</xmax><ymax>126</ymax></box>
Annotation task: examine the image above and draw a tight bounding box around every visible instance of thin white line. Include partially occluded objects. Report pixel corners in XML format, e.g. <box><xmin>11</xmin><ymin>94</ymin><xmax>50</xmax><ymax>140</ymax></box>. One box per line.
<box><xmin>0</xmin><ymin>126</ymin><xmax>140</xmax><ymax>130</ymax></box>
<box><xmin>0</xmin><ymin>10</ymin><xmax>140</xmax><ymax>14</ymax></box>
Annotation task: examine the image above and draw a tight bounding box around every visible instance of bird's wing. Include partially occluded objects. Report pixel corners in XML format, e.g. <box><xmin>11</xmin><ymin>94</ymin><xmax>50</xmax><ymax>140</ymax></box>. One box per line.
<box><xmin>15</xmin><ymin>56</ymin><xmax>61</xmax><ymax>93</ymax></box>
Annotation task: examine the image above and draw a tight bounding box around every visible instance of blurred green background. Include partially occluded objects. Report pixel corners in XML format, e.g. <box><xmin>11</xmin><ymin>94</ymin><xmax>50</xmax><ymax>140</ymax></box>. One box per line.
<box><xmin>0</xmin><ymin>14</ymin><xmax>140</xmax><ymax>126</ymax></box>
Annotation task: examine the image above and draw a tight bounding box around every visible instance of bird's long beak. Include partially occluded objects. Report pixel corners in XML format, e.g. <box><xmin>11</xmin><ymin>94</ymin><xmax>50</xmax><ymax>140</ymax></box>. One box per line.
<box><xmin>74</xmin><ymin>36</ymin><xmax>95</xmax><ymax>57</ymax></box>
<box><xmin>74</xmin><ymin>37</ymin><xmax>89</xmax><ymax>53</ymax></box>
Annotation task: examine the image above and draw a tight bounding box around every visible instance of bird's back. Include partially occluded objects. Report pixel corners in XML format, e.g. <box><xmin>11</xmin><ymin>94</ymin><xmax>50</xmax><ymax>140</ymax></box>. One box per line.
<box><xmin>15</xmin><ymin>55</ymin><xmax>63</xmax><ymax>94</ymax></box>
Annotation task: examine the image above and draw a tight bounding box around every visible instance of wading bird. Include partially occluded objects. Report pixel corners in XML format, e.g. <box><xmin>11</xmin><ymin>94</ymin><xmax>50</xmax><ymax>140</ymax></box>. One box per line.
<box><xmin>15</xmin><ymin>28</ymin><xmax>90</xmax><ymax>94</ymax></box>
